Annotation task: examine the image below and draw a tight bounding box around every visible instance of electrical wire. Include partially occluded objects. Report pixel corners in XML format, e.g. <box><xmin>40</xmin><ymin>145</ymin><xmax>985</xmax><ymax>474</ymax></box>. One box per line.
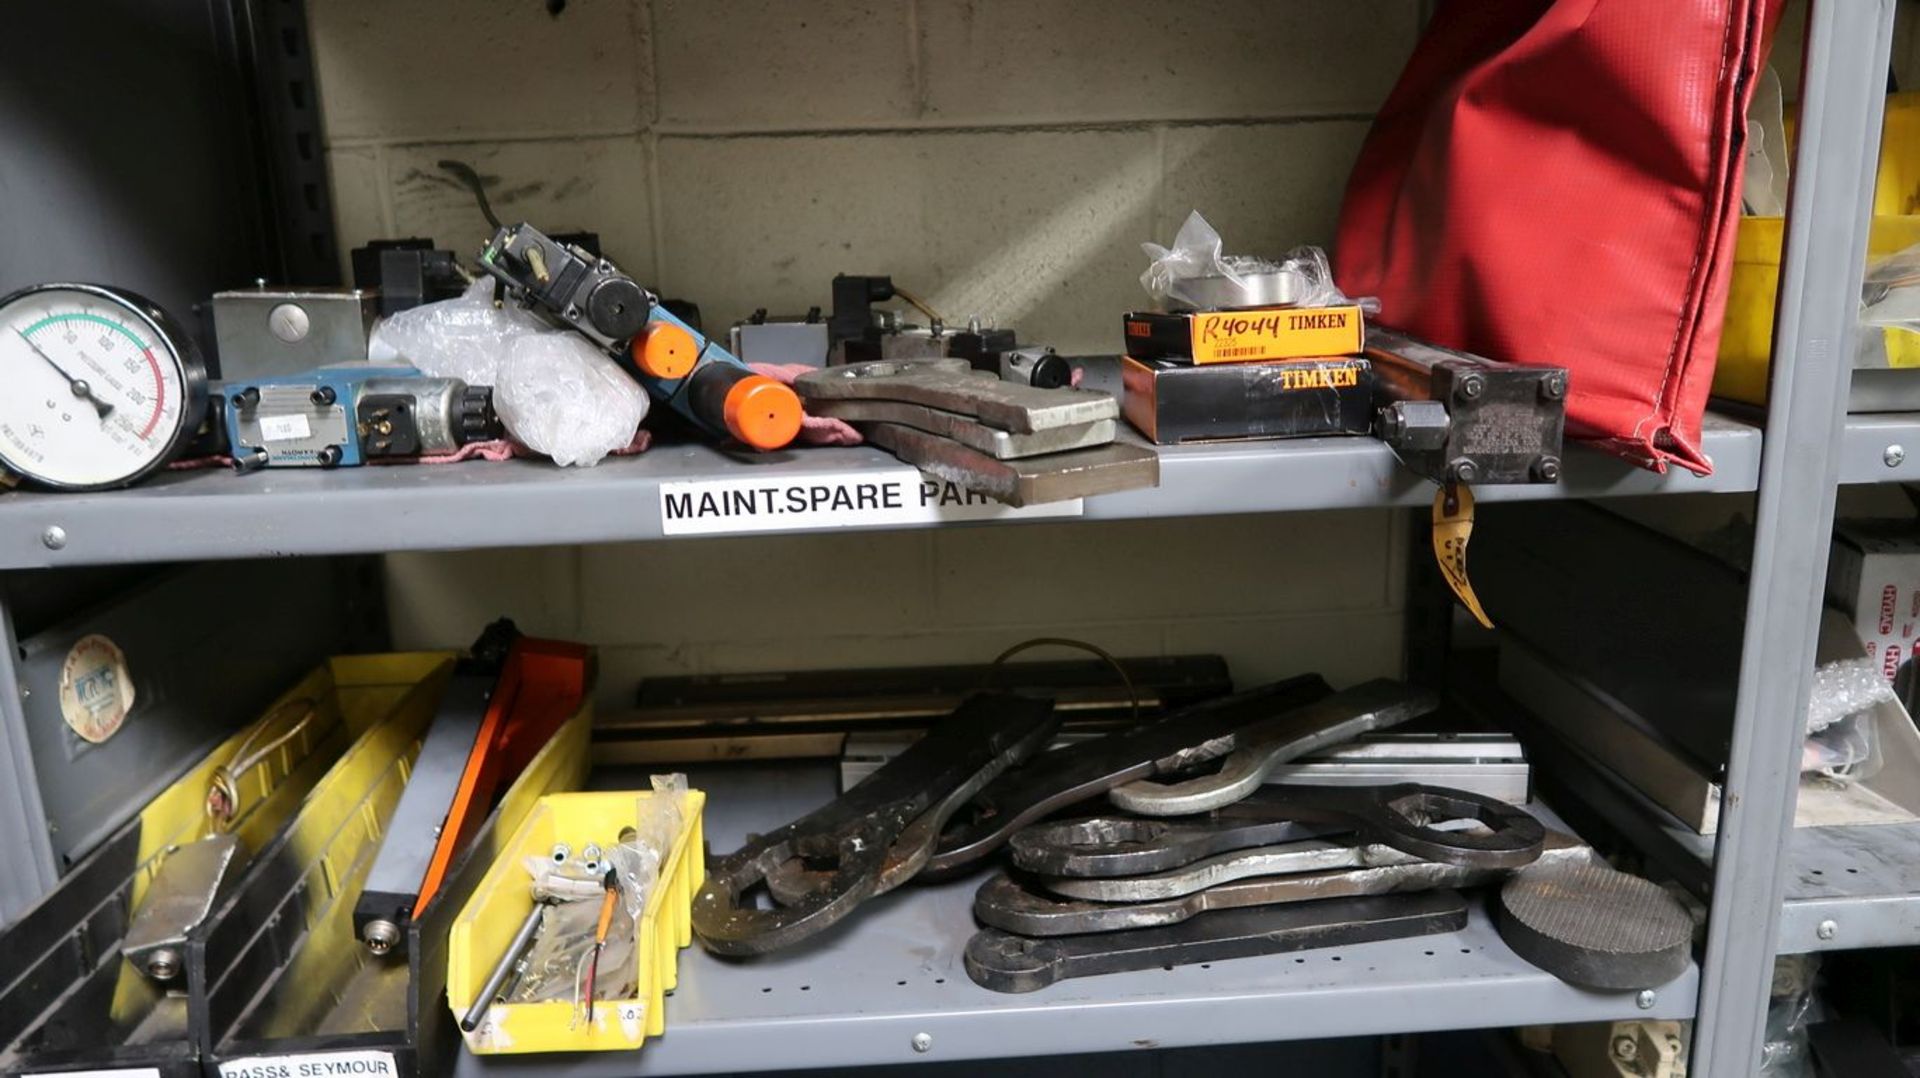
<box><xmin>586</xmin><ymin>868</ymin><xmax>618</xmax><ymax>1026</ymax></box>
<box><xmin>206</xmin><ymin>697</ymin><xmax>317</xmax><ymax>831</ymax></box>
<box><xmin>990</xmin><ymin>637</ymin><xmax>1140</xmax><ymax>721</ymax></box>
<box><xmin>439</xmin><ymin>159</ymin><xmax>503</xmax><ymax>231</ymax></box>
<box><xmin>890</xmin><ymin>285</ymin><xmax>945</xmax><ymax>328</ymax></box>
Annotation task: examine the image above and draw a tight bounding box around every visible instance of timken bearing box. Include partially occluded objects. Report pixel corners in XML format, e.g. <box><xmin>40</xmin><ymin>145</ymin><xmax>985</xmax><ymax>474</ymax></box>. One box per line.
<box><xmin>1123</xmin><ymin>305</ymin><xmax>1366</xmax><ymax>364</ymax></box>
<box><xmin>1122</xmin><ymin>356</ymin><xmax>1373</xmax><ymax>444</ymax></box>
<box><xmin>1829</xmin><ymin>519</ymin><xmax>1920</xmax><ymax>684</ymax></box>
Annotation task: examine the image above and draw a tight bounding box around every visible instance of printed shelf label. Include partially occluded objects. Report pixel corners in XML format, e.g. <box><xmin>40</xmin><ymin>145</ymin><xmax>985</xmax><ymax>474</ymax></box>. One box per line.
<box><xmin>659</xmin><ymin>468</ymin><xmax>1080</xmax><ymax>536</ymax></box>
<box><xmin>217</xmin><ymin>1050</ymin><xmax>398</xmax><ymax>1078</ymax></box>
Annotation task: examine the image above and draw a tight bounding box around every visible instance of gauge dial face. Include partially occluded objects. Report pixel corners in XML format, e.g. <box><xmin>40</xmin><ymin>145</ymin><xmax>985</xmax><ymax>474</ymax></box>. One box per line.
<box><xmin>0</xmin><ymin>285</ymin><xmax>198</xmax><ymax>490</ymax></box>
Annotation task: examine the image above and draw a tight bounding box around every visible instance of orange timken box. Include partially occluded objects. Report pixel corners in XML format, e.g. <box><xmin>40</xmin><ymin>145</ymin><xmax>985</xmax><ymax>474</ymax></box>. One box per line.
<box><xmin>1123</xmin><ymin>305</ymin><xmax>1366</xmax><ymax>364</ymax></box>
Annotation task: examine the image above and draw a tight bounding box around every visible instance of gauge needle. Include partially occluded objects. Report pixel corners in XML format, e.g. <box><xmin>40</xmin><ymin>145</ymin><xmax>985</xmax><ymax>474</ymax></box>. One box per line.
<box><xmin>16</xmin><ymin>329</ymin><xmax>113</xmax><ymax>419</ymax></box>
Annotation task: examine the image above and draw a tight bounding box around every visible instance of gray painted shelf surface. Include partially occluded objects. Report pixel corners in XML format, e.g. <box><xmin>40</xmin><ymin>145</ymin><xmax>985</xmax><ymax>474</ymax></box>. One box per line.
<box><xmin>0</xmin><ymin>415</ymin><xmax>1764</xmax><ymax>570</ymax></box>
<box><xmin>450</xmin><ymin>762</ymin><xmax>1700</xmax><ymax>1077</ymax></box>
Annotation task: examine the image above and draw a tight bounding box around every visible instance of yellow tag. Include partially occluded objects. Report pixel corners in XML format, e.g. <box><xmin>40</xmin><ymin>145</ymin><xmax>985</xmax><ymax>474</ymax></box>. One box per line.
<box><xmin>1432</xmin><ymin>484</ymin><xmax>1494</xmax><ymax>630</ymax></box>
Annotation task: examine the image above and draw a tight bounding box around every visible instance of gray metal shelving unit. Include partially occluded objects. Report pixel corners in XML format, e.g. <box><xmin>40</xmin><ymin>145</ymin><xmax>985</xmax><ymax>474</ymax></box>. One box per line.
<box><xmin>0</xmin><ymin>0</ymin><xmax>1909</xmax><ymax>1074</ymax></box>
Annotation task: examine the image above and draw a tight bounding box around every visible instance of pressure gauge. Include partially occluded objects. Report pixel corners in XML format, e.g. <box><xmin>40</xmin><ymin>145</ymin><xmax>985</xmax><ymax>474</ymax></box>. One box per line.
<box><xmin>0</xmin><ymin>283</ymin><xmax>208</xmax><ymax>491</ymax></box>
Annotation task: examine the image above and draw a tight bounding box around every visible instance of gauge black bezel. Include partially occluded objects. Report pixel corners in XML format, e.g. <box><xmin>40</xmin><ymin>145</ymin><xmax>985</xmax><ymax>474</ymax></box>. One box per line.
<box><xmin>0</xmin><ymin>282</ymin><xmax>210</xmax><ymax>492</ymax></box>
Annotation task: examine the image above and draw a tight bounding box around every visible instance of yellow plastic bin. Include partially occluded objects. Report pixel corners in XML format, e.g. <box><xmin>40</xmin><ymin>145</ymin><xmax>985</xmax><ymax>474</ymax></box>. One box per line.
<box><xmin>0</xmin><ymin>652</ymin><xmax>453</xmax><ymax>1076</ymax></box>
<box><xmin>449</xmin><ymin>788</ymin><xmax>706</xmax><ymax>1055</ymax></box>
<box><xmin>1712</xmin><ymin>214</ymin><xmax>1920</xmax><ymax>405</ymax></box>
<box><xmin>1715</xmin><ymin>93</ymin><xmax>1920</xmax><ymax>405</ymax></box>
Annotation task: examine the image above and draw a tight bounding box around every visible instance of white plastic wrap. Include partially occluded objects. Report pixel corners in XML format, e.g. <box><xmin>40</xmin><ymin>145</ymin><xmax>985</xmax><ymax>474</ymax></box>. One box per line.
<box><xmin>369</xmin><ymin>278</ymin><xmax>647</xmax><ymax>467</ymax></box>
<box><xmin>496</xmin><ymin>334</ymin><xmax>649</xmax><ymax>467</ymax></box>
<box><xmin>1759</xmin><ymin>954</ymin><xmax>1823</xmax><ymax>1077</ymax></box>
<box><xmin>1140</xmin><ymin>210</ymin><xmax>1367</xmax><ymax>311</ymax></box>
<box><xmin>1801</xmin><ymin>657</ymin><xmax>1894</xmax><ymax>781</ymax></box>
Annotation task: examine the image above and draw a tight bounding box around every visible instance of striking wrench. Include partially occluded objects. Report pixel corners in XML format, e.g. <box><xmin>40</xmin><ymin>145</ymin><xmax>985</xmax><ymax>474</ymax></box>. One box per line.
<box><xmin>692</xmin><ymin>693</ymin><xmax>1058</xmax><ymax>955</ymax></box>
<box><xmin>976</xmin><ymin>834</ymin><xmax>1592</xmax><ymax>937</ymax></box>
<box><xmin>924</xmin><ymin>675</ymin><xmax>1334</xmax><ymax>877</ymax></box>
<box><xmin>1011</xmin><ymin>782</ymin><xmax>1547</xmax><ymax>877</ymax></box>
<box><xmin>1109</xmin><ymin>679</ymin><xmax>1439</xmax><ymax>815</ymax></box>
<box><xmin>964</xmin><ymin>890</ymin><xmax>1470</xmax><ymax>993</ymax></box>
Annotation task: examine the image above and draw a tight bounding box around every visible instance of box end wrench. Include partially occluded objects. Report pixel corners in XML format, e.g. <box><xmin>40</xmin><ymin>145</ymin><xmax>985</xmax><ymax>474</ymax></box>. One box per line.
<box><xmin>1011</xmin><ymin>781</ymin><xmax>1547</xmax><ymax>877</ymax></box>
<box><xmin>965</xmin><ymin>890</ymin><xmax>1470</xmax><ymax>993</ymax></box>
<box><xmin>976</xmin><ymin>832</ymin><xmax>1591</xmax><ymax>937</ymax></box>
<box><xmin>1109</xmin><ymin>679</ymin><xmax>1440</xmax><ymax>816</ymax></box>
<box><xmin>923</xmin><ymin>674</ymin><xmax>1334</xmax><ymax>878</ymax></box>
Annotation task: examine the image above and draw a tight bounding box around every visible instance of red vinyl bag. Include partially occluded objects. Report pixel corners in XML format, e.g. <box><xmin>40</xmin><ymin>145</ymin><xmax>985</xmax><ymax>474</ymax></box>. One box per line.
<box><xmin>1335</xmin><ymin>0</ymin><xmax>1782</xmax><ymax>474</ymax></box>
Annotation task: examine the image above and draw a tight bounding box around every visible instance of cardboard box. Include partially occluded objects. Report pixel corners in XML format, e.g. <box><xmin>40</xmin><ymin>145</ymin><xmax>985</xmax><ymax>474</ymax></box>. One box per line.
<box><xmin>1122</xmin><ymin>356</ymin><xmax>1372</xmax><ymax>445</ymax></box>
<box><xmin>1828</xmin><ymin>519</ymin><xmax>1920</xmax><ymax>683</ymax></box>
<box><xmin>1123</xmin><ymin>305</ymin><xmax>1366</xmax><ymax>364</ymax></box>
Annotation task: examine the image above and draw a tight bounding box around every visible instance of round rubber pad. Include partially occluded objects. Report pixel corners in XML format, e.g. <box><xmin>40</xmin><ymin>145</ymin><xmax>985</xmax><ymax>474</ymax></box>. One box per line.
<box><xmin>631</xmin><ymin>322</ymin><xmax>697</xmax><ymax>380</ymax></box>
<box><xmin>1495</xmin><ymin>860</ymin><xmax>1692</xmax><ymax>990</ymax></box>
<box><xmin>587</xmin><ymin>277</ymin><xmax>650</xmax><ymax>340</ymax></box>
<box><xmin>723</xmin><ymin>375</ymin><xmax>803</xmax><ymax>451</ymax></box>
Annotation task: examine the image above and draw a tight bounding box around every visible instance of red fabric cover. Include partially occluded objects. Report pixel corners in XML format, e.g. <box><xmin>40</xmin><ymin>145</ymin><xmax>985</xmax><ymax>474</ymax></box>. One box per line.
<box><xmin>1334</xmin><ymin>0</ymin><xmax>1781</xmax><ymax>474</ymax></box>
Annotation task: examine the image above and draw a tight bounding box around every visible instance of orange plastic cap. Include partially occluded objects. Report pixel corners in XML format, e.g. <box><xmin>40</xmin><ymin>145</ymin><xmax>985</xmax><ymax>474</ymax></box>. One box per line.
<box><xmin>631</xmin><ymin>322</ymin><xmax>698</xmax><ymax>380</ymax></box>
<box><xmin>723</xmin><ymin>375</ymin><xmax>803</xmax><ymax>451</ymax></box>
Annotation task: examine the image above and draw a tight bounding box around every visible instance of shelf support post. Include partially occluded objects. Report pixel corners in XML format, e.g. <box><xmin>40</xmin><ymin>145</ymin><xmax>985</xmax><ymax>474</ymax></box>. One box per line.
<box><xmin>1692</xmin><ymin>0</ymin><xmax>1897</xmax><ymax>1072</ymax></box>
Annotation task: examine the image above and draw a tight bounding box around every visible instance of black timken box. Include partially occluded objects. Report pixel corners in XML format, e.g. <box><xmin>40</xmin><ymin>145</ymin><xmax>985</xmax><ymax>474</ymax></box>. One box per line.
<box><xmin>1122</xmin><ymin>356</ymin><xmax>1373</xmax><ymax>444</ymax></box>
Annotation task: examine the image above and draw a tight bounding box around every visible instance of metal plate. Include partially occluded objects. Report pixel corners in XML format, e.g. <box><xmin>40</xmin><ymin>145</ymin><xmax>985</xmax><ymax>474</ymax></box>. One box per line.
<box><xmin>1495</xmin><ymin>860</ymin><xmax>1693</xmax><ymax>990</ymax></box>
<box><xmin>863</xmin><ymin>422</ymin><xmax>1158</xmax><ymax>506</ymax></box>
<box><xmin>794</xmin><ymin>360</ymin><xmax>1118</xmax><ymax>433</ymax></box>
<box><xmin>808</xmin><ymin>398</ymin><xmax>1115</xmax><ymax>459</ymax></box>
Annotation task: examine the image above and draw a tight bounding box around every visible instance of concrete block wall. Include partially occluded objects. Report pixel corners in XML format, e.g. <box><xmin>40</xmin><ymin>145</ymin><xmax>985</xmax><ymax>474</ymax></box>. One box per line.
<box><xmin>385</xmin><ymin>511</ymin><xmax>1413</xmax><ymax>714</ymax></box>
<box><xmin>307</xmin><ymin>0</ymin><xmax>1422</xmax><ymax>704</ymax></box>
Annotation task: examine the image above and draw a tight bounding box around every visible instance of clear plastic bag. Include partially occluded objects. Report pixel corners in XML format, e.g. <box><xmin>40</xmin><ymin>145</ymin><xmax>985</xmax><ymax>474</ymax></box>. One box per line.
<box><xmin>1801</xmin><ymin>656</ymin><xmax>1894</xmax><ymax>781</ymax></box>
<box><xmin>1759</xmin><ymin>954</ymin><xmax>1823</xmax><ymax>1076</ymax></box>
<box><xmin>369</xmin><ymin>277</ymin><xmax>546</xmax><ymax>385</ymax></box>
<box><xmin>496</xmin><ymin>334</ymin><xmax>648</xmax><ymax>467</ymax></box>
<box><xmin>369</xmin><ymin>278</ymin><xmax>648</xmax><ymax>467</ymax></box>
<box><xmin>1861</xmin><ymin>242</ymin><xmax>1920</xmax><ymax>343</ymax></box>
<box><xmin>1140</xmin><ymin>210</ymin><xmax>1368</xmax><ymax>312</ymax></box>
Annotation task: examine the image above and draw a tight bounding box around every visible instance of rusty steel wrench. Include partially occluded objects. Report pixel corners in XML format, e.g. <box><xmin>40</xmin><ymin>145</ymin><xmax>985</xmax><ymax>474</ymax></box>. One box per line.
<box><xmin>924</xmin><ymin>674</ymin><xmax>1334</xmax><ymax>878</ymax></box>
<box><xmin>692</xmin><ymin>693</ymin><xmax>1058</xmax><ymax>955</ymax></box>
<box><xmin>1012</xmin><ymin>782</ymin><xmax>1547</xmax><ymax>877</ymax></box>
<box><xmin>1109</xmin><ymin>679</ymin><xmax>1439</xmax><ymax>815</ymax></box>
<box><xmin>965</xmin><ymin>890</ymin><xmax>1470</xmax><ymax>993</ymax></box>
<box><xmin>1041</xmin><ymin>823</ymin><xmax>1485</xmax><ymax>902</ymax></box>
<box><xmin>763</xmin><ymin>718</ymin><xmax>1039</xmax><ymax>905</ymax></box>
<box><xmin>976</xmin><ymin>833</ymin><xmax>1590</xmax><ymax>937</ymax></box>
<box><xmin>794</xmin><ymin>358</ymin><xmax>1118</xmax><ymax>433</ymax></box>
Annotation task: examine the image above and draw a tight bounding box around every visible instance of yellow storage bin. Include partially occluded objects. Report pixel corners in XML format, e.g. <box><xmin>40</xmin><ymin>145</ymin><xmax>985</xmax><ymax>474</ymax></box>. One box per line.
<box><xmin>1715</xmin><ymin>93</ymin><xmax>1920</xmax><ymax>405</ymax></box>
<box><xmin>449</xmin><ymin>788</ymin><xmax>706</xmax><ymax>1055</ymax></box>
<box><xmin>1713</xmin><ymin>214</ymin><xmax>1920</xmax><ymax>405</ymax></box>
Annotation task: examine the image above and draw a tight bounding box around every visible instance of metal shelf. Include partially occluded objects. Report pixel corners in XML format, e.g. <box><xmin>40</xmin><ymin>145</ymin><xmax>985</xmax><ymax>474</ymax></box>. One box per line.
<box><xmin>450</xmin><ymin>762</ymin><xmax>1699</xmax><ymax>1077</ymax></box>
<box><xmin>1840</xmin><ymin>412</ymin><xmax>1920</xmax><ymax>483</ymax></box>
<box><xmin>0</xmin><ymin>415</ymin><xmax>1762</xmax><ymax>570</ymax></box>
<box><xmin>1489</xmin><ymin>678</ymin><xmax>1920</xmax><ymax>957</ymax></box>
